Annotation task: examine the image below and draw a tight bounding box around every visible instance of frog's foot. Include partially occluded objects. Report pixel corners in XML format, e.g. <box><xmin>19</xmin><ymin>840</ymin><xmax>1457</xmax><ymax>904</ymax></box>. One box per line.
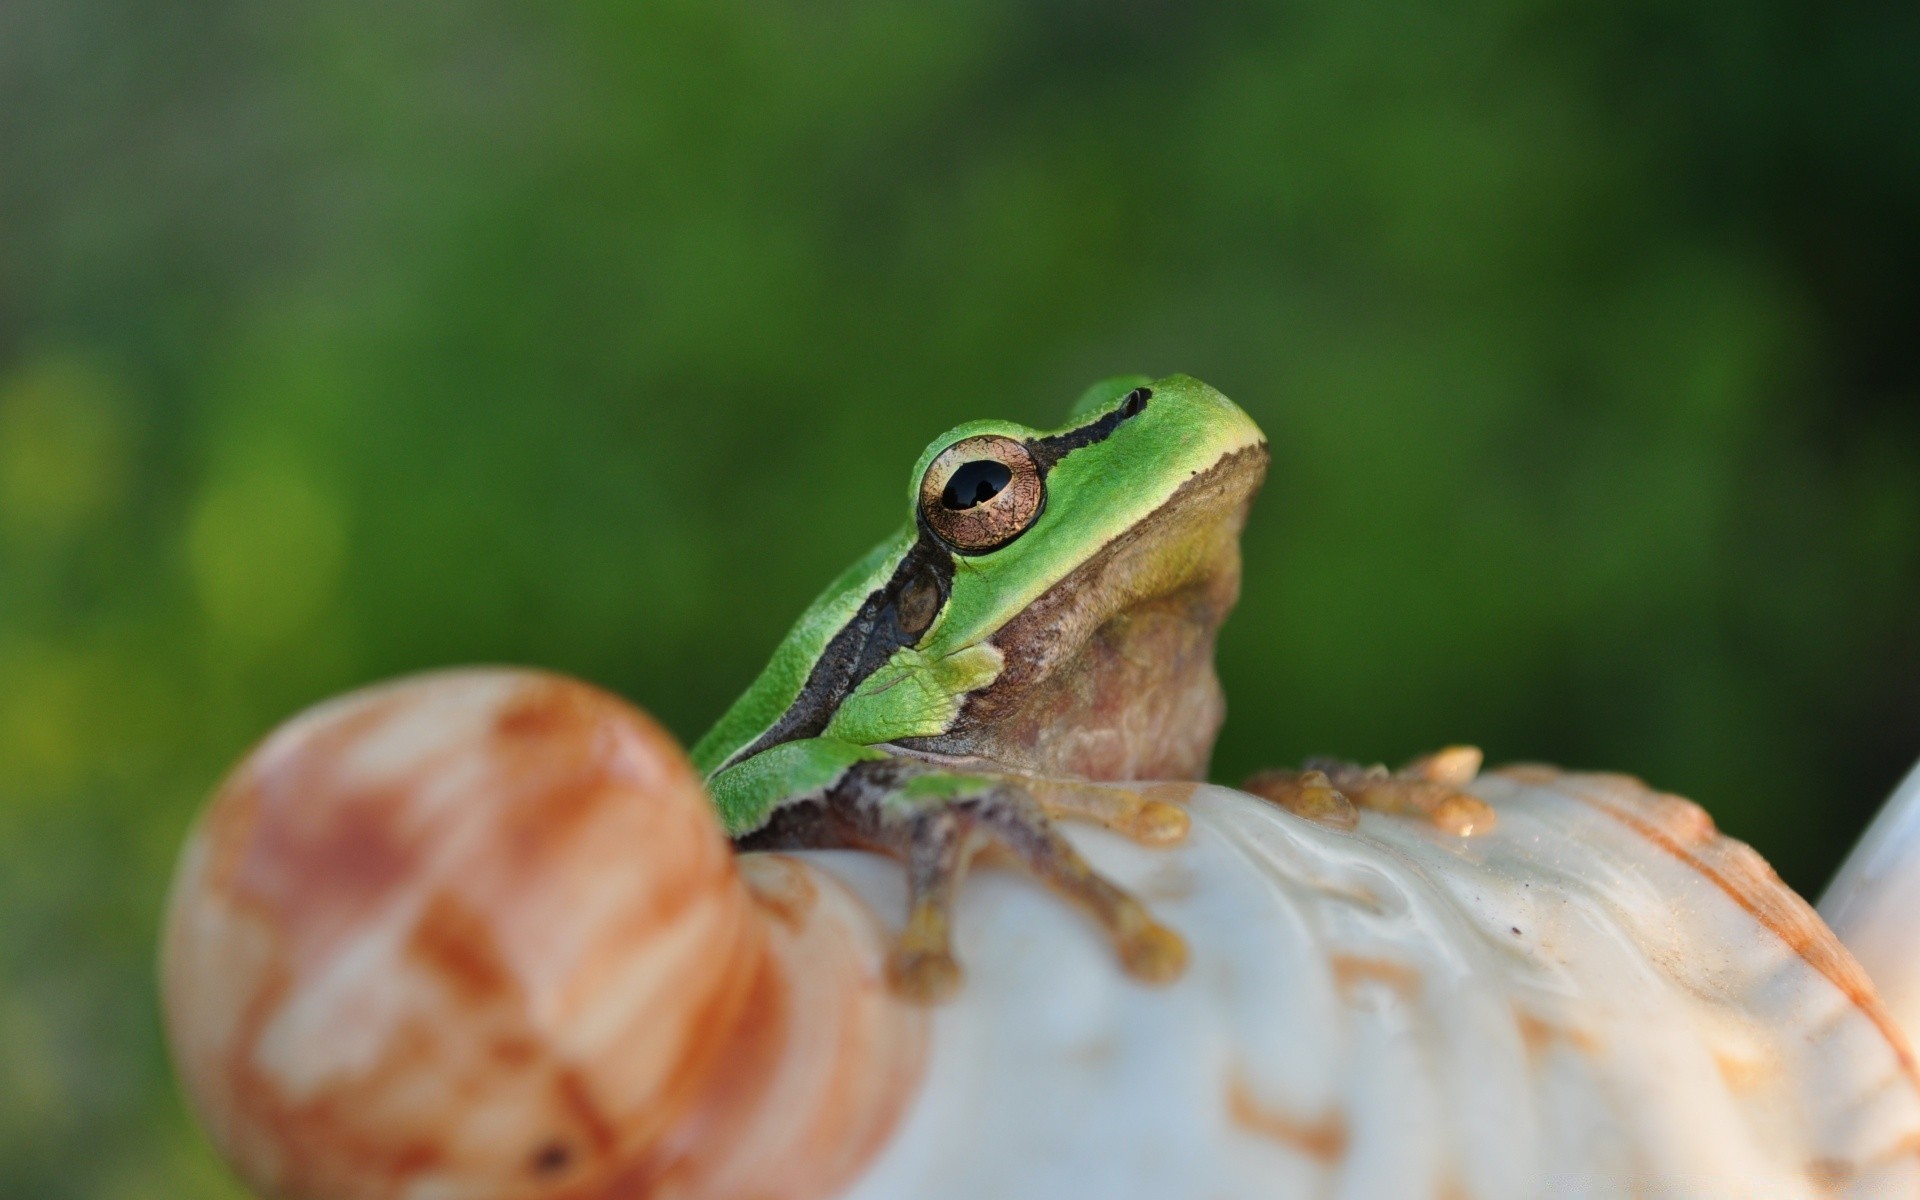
<box><xmin>743</xmin><ymin>760</ymin><xmax>1188</xmax><ymax>1004</ymax></box>
<box><xmin>890</xmin><ymin>806</ymin><xmax>968</xmax><ymax>1001</ymax></box>
<box><xmin>1244</xmin><ymin>745</ymin><xmax>1493</xmax><ymax>836</ymax></box>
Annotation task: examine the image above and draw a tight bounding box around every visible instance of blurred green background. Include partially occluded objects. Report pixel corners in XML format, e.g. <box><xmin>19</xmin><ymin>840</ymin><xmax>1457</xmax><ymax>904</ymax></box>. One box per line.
<box><xmin>3</xmin><ymin>0</ymin><xmax>1918</xmax><ymax>1193</ymax></box>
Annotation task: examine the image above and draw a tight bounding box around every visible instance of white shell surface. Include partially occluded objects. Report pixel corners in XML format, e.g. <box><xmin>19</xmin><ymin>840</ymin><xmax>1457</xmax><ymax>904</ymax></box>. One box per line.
<box><xmin>809</xmin><ymin>769</ymin><xmax>1920</xmax><ymax>1200</ymax></box>
<box><xmin>1823</xmin><ymin>758</ymin><xmax>1920</xmax><ymax>1054</ymax></box>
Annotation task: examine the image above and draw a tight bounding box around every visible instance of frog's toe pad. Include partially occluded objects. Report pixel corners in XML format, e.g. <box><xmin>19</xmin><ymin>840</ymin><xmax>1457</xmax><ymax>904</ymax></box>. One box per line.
<box><xmin>888</xmin><ymin>945</ymin><xmax>963</xmax><ymax>1004</ymax></box>
<box><xmin>1242</xmin><ymin>768</ymin><xmax>1359</xmax><ymax>829</ymax></box>
<box><xmin>1381</xmin><ymin>782</ymin><xmax>1495</xmax><ymax>837</ymax></box>
<box><xmin>1124</xmin><ymin>798</ymin><xmax>1192</xmax><ymax>846</ymax></box>
<box><xmin>1117</xmin><ymin>916</ymin><xmax>1190</xmax><ymax>983</ymax></box>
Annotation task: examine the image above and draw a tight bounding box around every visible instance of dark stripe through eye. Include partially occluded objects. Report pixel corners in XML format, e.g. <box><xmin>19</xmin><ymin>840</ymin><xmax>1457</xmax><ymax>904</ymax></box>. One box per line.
<box><xmin>1028</xmin><ymin>386</ymin><xmax>1152</xmax><ymax>472</ymax></box>
<box><xmin>942</xmin><ymin>460</ymin><xmax>1012</xmax><ymax>510</ymax></box>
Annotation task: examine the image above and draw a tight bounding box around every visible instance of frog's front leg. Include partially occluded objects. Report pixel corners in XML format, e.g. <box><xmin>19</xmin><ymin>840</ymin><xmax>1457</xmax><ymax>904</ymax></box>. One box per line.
<box><xmin>1244</xmin><ymin>745</ymin><xmax>1496</xmax><ymax>836</ymax></box>
<box><xmin>727</xmin><ymin>747</ymin><xmax>1188</xmax><ymax>1003</ymax></box>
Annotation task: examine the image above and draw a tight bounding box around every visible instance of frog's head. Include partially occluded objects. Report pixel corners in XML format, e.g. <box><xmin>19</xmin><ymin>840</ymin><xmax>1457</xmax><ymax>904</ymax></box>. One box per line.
<box><xmin>898</xmin><ymin>374</ymin><xmax>1269</xmax><ymax>782</ymax></box>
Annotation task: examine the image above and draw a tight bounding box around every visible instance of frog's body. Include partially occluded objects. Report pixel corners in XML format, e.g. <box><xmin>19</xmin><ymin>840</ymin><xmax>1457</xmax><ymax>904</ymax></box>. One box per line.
<box><xmin>693</xmin><ymin>374</ymin><xmax>1269</xmax><ymax>999</ymax></box>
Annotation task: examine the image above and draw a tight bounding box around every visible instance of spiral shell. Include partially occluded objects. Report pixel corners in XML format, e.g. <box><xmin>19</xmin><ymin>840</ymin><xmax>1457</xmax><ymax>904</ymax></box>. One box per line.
<box><xmin>160</xmin><ymin>669</ymin><xmax>926</xmax><ymax>1200</ymax></box>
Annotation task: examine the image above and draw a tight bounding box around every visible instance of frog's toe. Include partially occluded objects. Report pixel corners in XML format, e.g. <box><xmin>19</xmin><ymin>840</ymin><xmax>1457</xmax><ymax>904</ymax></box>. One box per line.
<box><xmin>1403</xmin><ymin>744</ymin><xmax>1484</xmax><ymax>789</ymax></box>
<box><xmin>1242</xmin><ymin>768</ymin><xmax>1360</xmax><ymax>829</ymax></box>
<box><xmin>1380</xmin><ymin>781</ymin><xmax>1495</xmax><ymax>837</ymax></box>
<box><xmin>1287</xmin><ymin>746</ymin><xmax>1495</xmax><ymax>837</ymax></box>
<box><xmin>1028</xmin><ymin>778</ymin><xmax>1193</xmax><ymax>846</ymax></box>
<box><xmin>1127</xmin><ymin>799</ymin><xmax>1193</xmax><ymax>847</ymax></box>
<box><xmin>886</xmin><ymin>811</ymin><xmax>969</xmax><ymax>1004</ymax></box>
<box><xmin>1115</xmin><ymin>910</ymin><xmax>1189</xmax><ymax>982</ymax></box>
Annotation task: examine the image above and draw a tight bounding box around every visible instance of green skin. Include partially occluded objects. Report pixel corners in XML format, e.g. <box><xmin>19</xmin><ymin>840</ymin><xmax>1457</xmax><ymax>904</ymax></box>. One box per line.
<box><xmin>690</xmin><ymin>374</ymin><xmax>1270</xmax><ymax>995</ymax></box>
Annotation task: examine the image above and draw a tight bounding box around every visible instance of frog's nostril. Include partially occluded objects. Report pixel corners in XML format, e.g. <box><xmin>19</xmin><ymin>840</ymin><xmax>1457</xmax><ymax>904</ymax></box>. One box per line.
<box><xmin>942</xmin><ymin>460</ymin><xmax>1012</xmax><ymax>510</ymax></box>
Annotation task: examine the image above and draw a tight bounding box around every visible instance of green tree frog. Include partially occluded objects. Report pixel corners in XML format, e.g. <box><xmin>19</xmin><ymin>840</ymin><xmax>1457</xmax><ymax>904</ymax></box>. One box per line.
<box><xmin>693</xmin><ymin>374</ymin><xmax>1484</xmax><ymax>1001</ymax></box>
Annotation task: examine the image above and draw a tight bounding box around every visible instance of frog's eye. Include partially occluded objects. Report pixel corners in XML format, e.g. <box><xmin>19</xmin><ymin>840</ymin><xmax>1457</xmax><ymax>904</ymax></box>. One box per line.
<box><xmin>919</xmin><ymin>434</ymin><xmax>1045</xmax><ymax>553</ymax></box>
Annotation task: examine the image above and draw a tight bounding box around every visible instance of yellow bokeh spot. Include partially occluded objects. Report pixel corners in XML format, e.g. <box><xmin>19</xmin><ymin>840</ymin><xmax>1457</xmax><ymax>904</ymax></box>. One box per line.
<box><xmin>0</xmin><ymin>354</ymin><xmax>130</xmax><ymax>545</ymax></box>
<box><xmin>0</xmin><ymin>645</ymin><xmax>88</xmax><ymax>788</ymax></box>
<box><xmin>186</xmin><ymin>452</ymin><xmax>347</xmax><ymax>649</ymax></box>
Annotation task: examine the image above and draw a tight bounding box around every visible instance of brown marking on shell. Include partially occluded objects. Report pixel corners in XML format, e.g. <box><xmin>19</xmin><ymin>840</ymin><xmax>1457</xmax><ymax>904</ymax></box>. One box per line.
<box><xmin>213</xmin><ymin>692</ymin><xmax>439</xmax><ymax>972</ymax></box>
<box><xmin>554</xmin><ymin>1068</ymin><xmax>620</xmax><ymax>1157</ymax></box>
<box><xmin>1226</xmin><ymin>1075</ymin><xmax>1348</xmax><ymax>1163</ymax></box>
<box><xmin>492</xmin><ymin>690</ymin><xmax>644</xmax><ymax>867</ymax></box>
<box><xmin>1851</xmin><ymin>1128</ymin><xmax>1920</xmax><ymax>1195</ymax></box>
<box><xmin>901</xmin><ymin>445</ymin><xmax>1267</xmax><ymax>782</ymax></box>
<box><xmin>161</xmin><ymin>669</ymin><xmax>928</xmax><ymax>1200</ymax></box>
<box><xmin>1715</xmin><ymin>1050</ymin><xmax>1777</xmax><ymax>1093</ymax></box>
<box><xmin>1321</xmin><ymin>880</ymin><xmax>1386</xmax><ymax>913</ymax></box>
<box><xmin>1437</xmin><ymin>1178</ymin><xmax>1476</xmax><ymax>1200</ymax></box>
<box><xmin>490</xmin><ymin>1034</ymin><xmax>541</xmax><ymax>1068</ymax></box>
<box><xmin>1332</xmin><ymin>954</ymin><xmax>1423</xmax><ymax>998</ymax></box>
<box><xmin>1552</xmin><ymin>772</ymin><xmax>1920</xmax><ymax>1088</ymax></box>
<box><xmin>1810</xmin><ymin>1157</ymin><xmax>1856</xmax><ymax>1191</ymax></box>
<box><xmin>410</xmin><ymin>890</ymin><xmax>516</xmax><ymax>1004</ymax></box>
<box><xmin>1878</xmin><ymin>1130</ymin><xmax>1920</xmax><ymax>1164</ymax></box>
<box><xmin>1514</xmin><ymin>1008</ymin><xmax>1601</xmax><ymax>1059</ymax></box>
<box><xmin>495</xmin><ymin>677</ymin><xmax>591</xmax><ymax>740</ymax></box>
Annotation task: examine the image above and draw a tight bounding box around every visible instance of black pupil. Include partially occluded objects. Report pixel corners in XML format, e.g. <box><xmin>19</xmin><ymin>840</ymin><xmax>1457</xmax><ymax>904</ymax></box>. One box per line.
<box><xmin>941</xmin><ymin>460</ymin><xmax>1011</xmax><ymax>510</ymax></box>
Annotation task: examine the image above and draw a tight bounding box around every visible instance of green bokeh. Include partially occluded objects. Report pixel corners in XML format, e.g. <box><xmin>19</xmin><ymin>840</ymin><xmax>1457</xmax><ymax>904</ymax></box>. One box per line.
<box><xmin>3</xmin><ymin>1</ymin><xmax>1917</xmax><ymax>1193</ymax></box>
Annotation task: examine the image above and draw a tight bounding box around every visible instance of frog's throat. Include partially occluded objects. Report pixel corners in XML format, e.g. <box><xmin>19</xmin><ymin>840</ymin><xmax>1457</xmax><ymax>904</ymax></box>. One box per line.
<box><xmin>897</xmin><ymin>442</ymin><xmax>1269</xmax><ymax>782</ymax></box>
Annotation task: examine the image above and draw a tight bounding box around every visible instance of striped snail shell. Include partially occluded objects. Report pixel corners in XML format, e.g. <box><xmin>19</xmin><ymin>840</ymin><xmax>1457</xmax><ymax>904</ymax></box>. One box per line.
<box><xmin>161</xmin><ymin>669</ymin><xmax>925</xmax><ymax>1200</ymax></box>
